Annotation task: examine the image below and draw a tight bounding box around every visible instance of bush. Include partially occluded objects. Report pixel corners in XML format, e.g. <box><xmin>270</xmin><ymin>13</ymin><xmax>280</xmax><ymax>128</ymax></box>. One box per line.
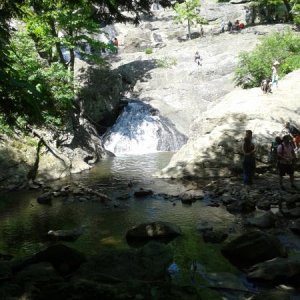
<box><xmin>234</xmin><ymin>31</ymin><xmax>300</xmax><ymax>88</ymax></box>
<box><xmin>145</xmin><ymin>48</ymin><xmax>153</xmax><ymax>54</ymax></box>
<box><xmin>156</xmin><ymin>57</ymin><xmax>177</xmax><ymax>68</ymax></box>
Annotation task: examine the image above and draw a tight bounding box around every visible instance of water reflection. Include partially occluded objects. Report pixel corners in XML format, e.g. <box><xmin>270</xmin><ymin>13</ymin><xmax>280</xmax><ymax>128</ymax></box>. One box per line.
<box><xmin>0</xmin><ymin>153</ymin><xmax>233</xmax><ymax>259</ymax></box>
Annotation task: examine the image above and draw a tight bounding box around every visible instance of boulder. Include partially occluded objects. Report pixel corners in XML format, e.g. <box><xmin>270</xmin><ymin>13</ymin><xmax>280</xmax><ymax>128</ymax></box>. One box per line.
<box><xmin>37</xmin><ymin>192</ymin><xmax>53</xmax><ymax>204</ymax></box>
<box><xmin>247</xmin><ymin>256</ymin><xmax>300</xmax><ymax>281</ymax></box>
<box><xmin>245</xmin><ymin>211</ymin><xmax>276</xmax><ymax>229</ymax></box>
<box><xmin>134</xmin><ymin>188</ymin><xmax>153</xmax><ymax>197</ymax></box>
<box><xmin>202</xmin><ymin>229</ymin><xmax>228</xmax><ymax>243</ymax></box>
<box><xmin>226</xmin><ymin>199</ymin><xmax>256</xmax><ymax>214</ymax></box>
<box><xmin>221</xmin><ymin>230</ymin><xmax>287</xmax><ymax>268</ymax></box>
<box><xmin>33</xmin><ymin>244</ymin><xmax>86</xmax><ymax>276</ymax></box>
<box><xmin>76</xmin><ymin>241</ymin><xmax>172</xmax><ymax>281</ymax></box>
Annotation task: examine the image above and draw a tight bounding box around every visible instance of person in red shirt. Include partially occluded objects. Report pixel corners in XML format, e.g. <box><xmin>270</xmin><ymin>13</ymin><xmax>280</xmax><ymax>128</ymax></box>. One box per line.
<box><xmin>113</xmin><ymin>37</ymin><xmax>119</xmax><ymax>54</ymax></box>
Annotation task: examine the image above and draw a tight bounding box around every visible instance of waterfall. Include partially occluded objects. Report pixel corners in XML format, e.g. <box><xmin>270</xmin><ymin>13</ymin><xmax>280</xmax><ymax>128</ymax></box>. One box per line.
<box><xmin>102</xmin><ymin>101</ymin><xmax>187</xmax><ymax>155</ymax></box>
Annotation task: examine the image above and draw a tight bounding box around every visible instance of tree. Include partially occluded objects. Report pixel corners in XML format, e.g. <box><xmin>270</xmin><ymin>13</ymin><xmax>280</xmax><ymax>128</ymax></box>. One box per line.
<box><xmin>249</xmin><ymin>0</ymin><xmax>294</xmax><ymax>23</ymax></box>
<box><xmin>1</xmin><ymin>0</ymin><xmax>172</xmax><ymax>127</ymax></box>
<box><xmin>291</xmin><ymin>0</ymin><xmax>300</xmax><ymax>26</ymax></box>
<box><xmin>174</xmin><ymin>0</ymin><xmax>206</xmax><ymax>39</ymax></box>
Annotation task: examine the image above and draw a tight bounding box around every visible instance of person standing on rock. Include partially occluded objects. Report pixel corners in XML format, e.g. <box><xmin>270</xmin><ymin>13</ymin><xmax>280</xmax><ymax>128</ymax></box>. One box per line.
<box><xmin>199</xmin><ymin>24</ymin><xmax>204</xmax><ymax>37</ymax></box>
<box><xmin>277</xmin><ymin>135</ymin><xmax>297</xmax><ymax>190</ymax></box>
<box><xmin>245</xmin><ymin>9</ymin><xmax>251</xmax><ymax>25</ymax></box>
<box><xmin>194</xmin><ymin>51</ymin><xmax>202</xmax><ymax>66</ymax></box>
<box><xmin>242</xmin><ymin>130</ymin><xmax>256</xmax><ymax>185</ymax></box>
<box><xmin>113</xmin><ymin>37</ymin><xmax>119</xmax><ymax>54</ymax></box>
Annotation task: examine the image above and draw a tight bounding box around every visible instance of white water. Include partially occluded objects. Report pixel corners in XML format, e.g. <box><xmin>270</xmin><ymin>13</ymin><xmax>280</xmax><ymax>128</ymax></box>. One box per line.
<box><xmin>103</xmin><ymin>101</ymin><xmax>187</xmax><ymax>155</ymax></box>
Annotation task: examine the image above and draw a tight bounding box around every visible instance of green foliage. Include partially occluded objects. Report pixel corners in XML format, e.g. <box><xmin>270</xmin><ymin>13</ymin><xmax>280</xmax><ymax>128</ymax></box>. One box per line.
<box><xmin>145</xmin><ymin>47</ymin><xmax>153</xmax><ymax>54</ymax></box>
<box><xmin>234</xmin><ymin>31</ymin><xmax>300</xmax><ymax>88</ymax></box>
<box><xmin>174</xmin><ymin>0</ymin><xmax>206</xmax><ymax>39</ymax></box>
<box><xmin>156</xmin><ymin>57</ymin><xmax>177</xmax><ymax>68</ymax></box>
<box><xmin>0</xmin><ymin>0</ymin><xmax>172</xmax><ymax>129</ymax></box>
<box><xmin>0</xmin><ymin>116</ymin><xmax>13</xmax><ymax>135</ymax></box>
<box><xmin>291</xmin><ymin>1</ymin><xmax>300</xmax><ymax>24</ymax></box>
<box><xmin>7</xmin><ymin>30</ymin><xmax>74</xmax><ymax>125</ymax></box>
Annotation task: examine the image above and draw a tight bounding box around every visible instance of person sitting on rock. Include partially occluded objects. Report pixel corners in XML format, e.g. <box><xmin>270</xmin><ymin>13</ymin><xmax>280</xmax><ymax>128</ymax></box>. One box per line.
<box><xmin>261</xmin><ymin>78</ymin><xmax>272</xmax><ymax>94</ymax></box>
<box><xmin>277</xmin><ymin>134</ymin><xmax>297</xmax><ymax>190</ymax></box>
<box><xmin>194</xmin><ymin>51</ymin><xmax>202</xmax><ymax>66</ymax></box>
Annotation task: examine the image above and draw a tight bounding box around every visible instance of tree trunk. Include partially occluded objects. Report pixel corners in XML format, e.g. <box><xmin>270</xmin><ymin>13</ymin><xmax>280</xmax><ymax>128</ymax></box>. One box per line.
<box><xmin>188</xmin><ymin>19</ymin><xmax>191</xmax><ymax>39</ymax></box>
<box><xmin>49</xmin><ymin>19</ymin><xmax>67</xmax><ymax>68</ymax></box>
<box><xmin>282</xmin><ymin>0</ymin><xmax>293</xmax><ymax>22</ymax></box>
<box><xmin>69</xmin><ymin>48</ymin><xmax>75</xmax><ymax>73</ymax></box>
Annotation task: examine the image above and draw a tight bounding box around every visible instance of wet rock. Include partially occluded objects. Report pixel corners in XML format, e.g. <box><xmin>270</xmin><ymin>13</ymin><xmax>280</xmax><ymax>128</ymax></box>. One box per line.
<box><xmin>221</xmin><ymin>230</ymin><xmax>287</xmax><ymax>268</ymax></box>
<box><xmin>281</xmin><ymin>207</ymin><xmax>300</xmax><ymax>218</ymax></box>
<box><xmin>226</xmin><ymin>199</ymin><xmax>256</xmax><ymax>214</ymax></box>
<box><xmin>77</xmin><ymin>241</ymin><xmax>172</xmax><ymax>282</ymax></box>
<box><xmin>126</xmin><ymin>221</ymin><xmax>182</xmax><ymax>241</ymax></box>
<box><xmin>202</xmin><ymin>229</ymin><xmax>228</xmax><ymax>243</ymax></box>
<box><xmin>37</xmin><ymin>192</ymin><xmax>53</xmax><ymax>204</ymax></box>
<box><xmin>32</xmin><ymin>244</ymin><xmax>86</xmax><ymax>276</ymax></box>
<box><xmin>286</xmin><ymin>194</ymin><xmax>300</xmax><ymax>205</ymax></box>
<box><xmin>47</xmin><ymin>227</ymin><xmax>84</xmax><ymax>241</ymax></box>
<box><xmin>245</xmin><ymin>211</ymin><xmax>276</xmax><ymax>229</ymax></box>
<box><xmin>15</xmin><ymin>262</ymin><xmax>64</xmax><ymax>291</ymax></box>
<box><xmin>203</xmin><ymin>271</ymin><xmax>249</xmax><ymax>291</ymax></box>
<box><xmin>0</xmin><ymin>261</ymin><xmax>13</xmax><ymax>280</ymax></box>
<box><xmin>134</xmin><ymin>188</ymin><xmax>153</xmax><ymax>197</ymax></box>
<box><xmin>251</xmin><ymin>290</ymin><xmax>291</xmax><ymax>300</ymax></box>
<box><xmin>179</xmin><ymin>189</ymin><xmax>205</xmax><ymax>201</ymax></box>
<box><xmin>288</xmin><ymin>219</ymin><xmax>300</xmax><ymax>235</ymax></box>
<box><xmin>0</xmin><ymin>253</ymin><xmax>13</xmax><ymax>261</ymax></box>
<box><xmin>221</xmin><ymin>194</ymin><xmax>236</xmax><ymax>205</ymax></box>
<box><xmin>256</xmin><ymin>199</ymin><xmax>271</xmax><ymax>210</ymax></box>
<box><xmin>247</xmin><ymin>256</ymin><xmax>300</xmax><ymax>281</ymax></box>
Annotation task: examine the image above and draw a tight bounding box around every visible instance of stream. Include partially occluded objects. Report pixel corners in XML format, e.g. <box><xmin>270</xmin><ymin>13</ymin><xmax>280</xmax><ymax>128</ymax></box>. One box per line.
<box><xmin>0</xmin><ymin>152</ymin><xmax>235</xmax><ymax>257</ymax></box>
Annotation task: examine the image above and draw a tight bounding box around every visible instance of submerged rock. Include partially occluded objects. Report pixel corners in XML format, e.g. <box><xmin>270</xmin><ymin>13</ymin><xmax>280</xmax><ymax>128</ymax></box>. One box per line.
<box><xmin>247</xmin><ymin>256</ymin><xmax>300</xmax><ymax>281</ymax></box>
<box><xmin>47</xmin><ymin>227</ymin><xmax>84</xmax><ymax>241</ymax></box>
<box><xmin>126</xmin><ymin>221</ymin><xmax>182</xmax><ymax>242</ymax></box>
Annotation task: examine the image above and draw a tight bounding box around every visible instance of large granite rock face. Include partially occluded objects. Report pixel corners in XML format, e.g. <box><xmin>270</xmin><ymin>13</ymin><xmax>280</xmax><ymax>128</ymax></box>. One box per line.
<box><xmin>75</xmin><ymin>60</ymin><xmax>123</xmax><ymax>129</ymax></box>
<box><xmin>111</xmin><ymin>5</ymin><xmax>292</xmax><ymax>137</ymax></box>
<box><xmin>158</xmin><ymin>69</ymin><xmax>300</xmax><ymax>179</ymax></box>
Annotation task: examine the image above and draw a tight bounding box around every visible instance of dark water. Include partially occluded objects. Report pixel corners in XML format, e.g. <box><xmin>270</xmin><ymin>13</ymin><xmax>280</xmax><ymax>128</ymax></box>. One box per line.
<box><xmin>0</xmin><ymin>153</ymin><xmax>235</xmax><ymax>267</ymax></box>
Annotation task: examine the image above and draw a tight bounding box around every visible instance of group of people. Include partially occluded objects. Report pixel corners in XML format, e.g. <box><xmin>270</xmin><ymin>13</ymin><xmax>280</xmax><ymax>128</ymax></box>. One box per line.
<box><xmin>226</xmin><ymin>20</ymin><xmax>245</xmax><ymax>33</ymax></box>
<box><xmin>242</xmin><ymin>122</ymin><xmax>300</xmax><ymax>190</ymax></box>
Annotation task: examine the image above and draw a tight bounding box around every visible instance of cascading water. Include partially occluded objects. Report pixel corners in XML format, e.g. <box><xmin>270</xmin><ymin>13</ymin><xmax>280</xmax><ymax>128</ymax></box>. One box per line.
<box><xmin>102</xmin><ymin>100</ymin><xmax>187</xmax><ymax>155</ymax></box>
